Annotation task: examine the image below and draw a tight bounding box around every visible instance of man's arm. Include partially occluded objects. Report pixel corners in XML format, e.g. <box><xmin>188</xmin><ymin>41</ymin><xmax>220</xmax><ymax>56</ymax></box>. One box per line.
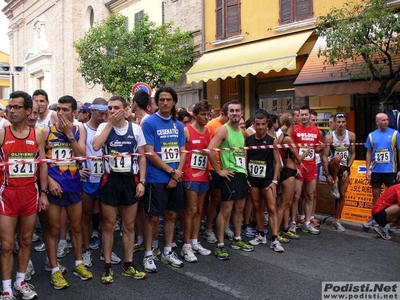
<box><xmin>366</xmin><ymin>148</ymin><xmax>372</xmax><ymax>181</ymax></box>
<box><xmin>321</xmin><ymin>134</ymin><xmax>332</xmax><ymax>176</ymax></box>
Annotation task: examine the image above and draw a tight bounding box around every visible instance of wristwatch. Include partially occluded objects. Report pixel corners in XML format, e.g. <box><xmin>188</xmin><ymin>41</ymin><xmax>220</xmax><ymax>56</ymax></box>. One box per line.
<box><xmin>170</xmin><ymin>169</ymin><xmax>176</xmax><ymax>177</ymax></box>
<box><xmin>139</xmin><ymin>180</ymin><xmax>146</xmax><ymax>186</ymax></box>
<box><xmin>40</xmin><ymin>189</ymin><xmax>49</xmax><ymax>195</ymax></box>
<box><xmin>272</xmin><ymin>180</ymin><xmax>278</xmax><ymax>185</ymax></box>
<box><xmin>68</xmin><ymin>136</ymin><xmax>76</xmax><ymax>143</ymax></box>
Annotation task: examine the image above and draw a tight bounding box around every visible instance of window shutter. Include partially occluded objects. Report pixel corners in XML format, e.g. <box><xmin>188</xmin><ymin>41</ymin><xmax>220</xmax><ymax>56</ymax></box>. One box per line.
<box><xmin>135</xmin><ymin>10</ymin><xmax>144</xmax><ymax>22</ymax></box>
<box><xmin>226</xmin><ymin>0</ymin><xmax>240</xmax><ymax>37</ymax></box>
<box><xmin>295</xmin><ymin>0</ymin><xmax>312</xmax><ymax>21</ymax></box>
<box><xmin>280</xmin><ymin>0</ymin><xmax>292</xmax><ymax>24</ymax></box>
<box><xmin>216</xmin><ymin>0</ymin><xmax>223</xmax><ymax>39</ymax></box>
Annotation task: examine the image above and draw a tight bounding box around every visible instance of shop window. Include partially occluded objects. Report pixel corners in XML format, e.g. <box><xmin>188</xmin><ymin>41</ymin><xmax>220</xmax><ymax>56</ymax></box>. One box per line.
<box><xmin>280</xmin><ymin>0</ymin><xmax>313</xmax><ymax>25</ymax></box>
<box><xmin>216</xmin><ymin>0</ymin><xmax>241</xmax><ymax>39</ymax></box>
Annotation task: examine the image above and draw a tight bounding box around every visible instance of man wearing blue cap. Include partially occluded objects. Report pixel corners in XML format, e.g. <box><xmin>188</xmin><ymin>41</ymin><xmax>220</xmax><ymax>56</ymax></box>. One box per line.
<box><xmin>77</xmin><ymin>102</ymin><xmax>92</xmax><ymax>124</ymax></box>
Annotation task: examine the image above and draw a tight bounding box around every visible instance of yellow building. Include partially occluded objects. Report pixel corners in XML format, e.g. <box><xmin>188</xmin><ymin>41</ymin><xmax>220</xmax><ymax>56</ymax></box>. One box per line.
<box><xmin>0</xmin><ymin>51</ymin><xmax>10</xmax><ymax>108</ymax></box>
<box><xmin>186</xmin><ymin>0</ymin><xmax>400</xmax><ymax>160</ymax></box>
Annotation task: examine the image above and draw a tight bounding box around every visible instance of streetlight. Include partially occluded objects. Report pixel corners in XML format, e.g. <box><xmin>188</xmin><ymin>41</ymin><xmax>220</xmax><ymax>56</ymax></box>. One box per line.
<box><xmin>0</xmin><ymin>66</ymin><xmax>25</xmax><ymax>92</ymax></box>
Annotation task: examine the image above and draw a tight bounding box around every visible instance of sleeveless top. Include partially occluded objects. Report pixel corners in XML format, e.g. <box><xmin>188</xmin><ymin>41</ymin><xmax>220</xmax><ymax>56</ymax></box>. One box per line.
<box><xmin>45</xmin><ymin>124</ymin><xmax>81</xmax><ymax>192</ymax></box>
<box><xmin>83</xmin><ymin>123</ymin><xmax>104</xmax><ymax>183</ymax></box>
<box><xmin>219</xmin><ymin>124</ymin><xmax>246</xmax><ymax>175</ymax></box>
<box><xmin>103</xmin><ymin>123</ymin><xmax>139</xmax><ymax>175</ymax></box>
<box><xmin>330</xmin><ymin>130</ymin><xmax>351</xmax><ymax>166</ymax></box>
<box><xmin>279</xmin><ymin>133</ymin><xmax>294</xmax><ymax>159</ymax></box>
<box><xmin>182</xmin><ymin>124</ymin><xmax>210</xmax><ymax>182</ymax></box>
<box><xmin>0</xmin><ymin>127</ymin><xmax>39</xmax><ymax>187</ymax></box>
<box><xmin>36</xmin><ymin>110</ymin><xmax>55</xmax><ymax>130</ymax></box>
<box><xmin>245</xmin><ymin>133</ymin><xmax>274</xmax><ymax>180</ymax></box>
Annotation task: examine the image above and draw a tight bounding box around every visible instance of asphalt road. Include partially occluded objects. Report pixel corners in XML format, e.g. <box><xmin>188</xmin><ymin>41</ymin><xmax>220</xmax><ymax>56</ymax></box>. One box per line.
<box><xmin>18</xmin><ymin>224</ymin><xmax>400</xmax><ymax>300</ymax></box>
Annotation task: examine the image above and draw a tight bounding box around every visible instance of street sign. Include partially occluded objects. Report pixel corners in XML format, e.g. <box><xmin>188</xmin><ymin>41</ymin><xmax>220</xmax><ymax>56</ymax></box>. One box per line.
<box><xmin>132</xmin><ymin>82</ymin><xmax>152</xmax><ymax>96</ymax></box>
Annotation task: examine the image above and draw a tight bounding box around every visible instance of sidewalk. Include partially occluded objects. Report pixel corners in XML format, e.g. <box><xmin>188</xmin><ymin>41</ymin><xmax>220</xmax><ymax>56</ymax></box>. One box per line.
<box><xmin>315</xmin><ymin>213</ymin><xmax>400</xmax><ymax>238</ymax></box>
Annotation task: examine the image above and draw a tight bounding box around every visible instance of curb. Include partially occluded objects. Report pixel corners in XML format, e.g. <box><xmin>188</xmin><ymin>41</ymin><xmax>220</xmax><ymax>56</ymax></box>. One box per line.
<box><xmin>315</xmin><ymin>213</ymin><xmax>400</xmax><ymax>238</ymax></box>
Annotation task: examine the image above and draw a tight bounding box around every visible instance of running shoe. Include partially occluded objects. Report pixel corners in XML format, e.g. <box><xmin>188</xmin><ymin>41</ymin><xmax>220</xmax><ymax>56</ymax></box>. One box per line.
<box><xmin>114</xmin><ymin>218</ymin><xmax>121</xmax><ymax>231</ymax></box>
<box><xmin>242</xmin><ymin>226</ymin><xmax>256</xmax><ymax>238</ymax></box>
<box><xmin>249</xmin><ymin>234</ymin><xmax>267</xmax><ymax>246</ymax></box>
<box><xmin>389</xmin><ymin>226</ymin><xmax>398</xmax><ymax>232</ymax></box>
<box><xmin>13</xmin><ymin>238</ymin><xmax>19</xmax><ymax>254</ymax></box>
<box><xmin>100</xmin><ymin>251</ymin><xmax>122</xmax><ymax>264</ymax></box>
<box><xmin>73</xmin><ymin>263</ymin><xmax>93</xmax><ymax>280</ymax></box>
<box><xmin>264</xmin><ymin>213</ymin><xmax>269</xmax><ymax>226</ymax></box>
<box><xmin>301</xmin><ymin>224</ymin><xmax>320</xmax><ymax>235</ymax></box>
<box><xmin>180</xmin><ymin>246</ymin><xmax>198</xmax><ymax>262</ymax></box>
<box><xmin>270</xmin><ymin>239</ymin><xmax>284</xmax><ymax>253</ymax></box>
<box><xmin>51</xmin><ymin>270</ymin><xmax>69</xmax><ymax>290</ymax></box>
<box><xmin>122</xmin><ymin>266</ymin><xmax>146</xmax><ymax>279</ymax></box>
<box><xmin>199</xmin><ymin>221</ymin><xmax>206</xmax><ymax>235</ymax></box>
<box><xmin>192</xmin><ymin>243</ymin><xmax>211</xmax><ymax>256</ymax></box>
<box><xmin>134</xmin><ymin>242</ymin><xmax>145</xmax><ymax>252</ymax></box>
<box><xmin>203</xmin><ymin>230</ymin><xmax>217</xmax><ymax>244</ymax></box>
<box><xmin>34</xmin><ymin>243</ymin><xmax>46</xmax><ymax>252</ymax></box>
<box><xmin>224</xmin><ymin>227</ymin><xmax>234</xmax><ymax>241</ymax></box>
<box><xmin>278</xmin><ymin>233</ymin><xmax>290</xmax><ymax>244</ymax></box>
<box><xmin>83</xmin><ymin>250</ymin><xmax>93</xmax><ymax>268</ymax></box>
<box><xmin>152</xmin><ymin>246</ymin><xmax>161</xmax><ymax>258</ymax></box>
<box><xmin>363</xmin><ymin>218</ymin><xmax>378</xmax><ymax>229</ymax></box>
<box><xmin>177</xmin><ymin>231</ymin><xmax>184</xmax><ymax>243</ymax></box>
<box><xmin>374</xmin><ymin>224</ymin><xmax>392</xmax><ymax>240</ymax></box>
<box><xmin>331</xmin><ymin>183</ymin><xmax>340</xmax><ymax>199</ymax></box>
<box><xmin>32</xmin><ymin>232</ymin><xmax>40</xmax><ymax>242</ymax></box>
<box><xmin>1</xmin><ymin>292</ymin><xmax>15</xmax><ymax>300</ymax></box>
<box><xmin>89</xmin><ymin>232</ymin><xmax>100</xmax><ymax>250</ymax></box>
<box><xmin>171</xmin><ymin>241</ymin><xmax>178</xmax><ymax>249</ymax></box>
<box><xmin>143</xmin><ymin>255</ymin><xmax>157</xmax><ymax>273</ymax></box>
<box><xmin>333</xmin><ymin>221</ymin><xmax>345</xmax><ymax>232</ymax></box>
<box><xmin>214</xmin><ymin>245</ymin><xmax>230</xmax><ymax>260</ymax></box>
<box><xmin>57</xmin><ymin>243</ymin><xmax>70</xmax><ymax>258</ymax></box>
<box><xmin>24</xmin><ymin>260</ymin><xmax>35</xmax><ymax>282</ymax></box>
<box><xmin>231</xmin><ymin>239</ymin><xmax>254</xmax><ymax>251</ymax></box>
<box><xmin>161</xmin><ymin>251</ymin><xmax>184</xmax><ymax>268</ymax></box>
<box><xmin>101</xmin><ymin>268</ymin><xmax>114</xmax><ymax>284</ymax></box>
<box><xmin>310</xmin><ymin>218</ymin><xmax>320</xmax><ymax>227</ymax></box>
<box><xmin>45</xmin><ymin>258</ymin><xmax>67</xmax><ymax>274</ymax></box>
<box><xmin>283</xmin><ymin>230</ymin><xmax>300</xmax><ymax>239</ymax></box>
<box><xmin>13</xmin><ymin>281</ymin><xmax>37</xmax><ymax>300</ymax></box>
<box><xmin>289</xmin><ymin>223</ymin><xmax>297</xmax><ymax>233</ymax></box>
<box><xmin>296</xmin><ymin>218</ymin><xmax>305</xmax><ymax>229</ymax></box>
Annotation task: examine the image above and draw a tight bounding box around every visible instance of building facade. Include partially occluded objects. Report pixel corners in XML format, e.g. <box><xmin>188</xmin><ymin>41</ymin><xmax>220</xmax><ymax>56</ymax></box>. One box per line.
<box><xmin>2</xmin><ymin>0</ymin><xmax>111</xmax><ymax>103</ymax></box>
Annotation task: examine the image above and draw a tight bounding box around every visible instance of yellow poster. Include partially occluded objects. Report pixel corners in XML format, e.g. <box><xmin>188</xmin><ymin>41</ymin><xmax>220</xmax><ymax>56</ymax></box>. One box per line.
<box><xmin>342</xmin><ymin>160</ymin><xmax>382</xmax><ymax>223</ymax></box>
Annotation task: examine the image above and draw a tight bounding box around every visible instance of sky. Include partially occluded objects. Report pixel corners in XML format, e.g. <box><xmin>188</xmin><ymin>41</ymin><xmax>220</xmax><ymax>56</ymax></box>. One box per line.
<box><xmin>0</xmin><ymin>2</ymin><xmax>9</xmax><ymax>54</ymax></box>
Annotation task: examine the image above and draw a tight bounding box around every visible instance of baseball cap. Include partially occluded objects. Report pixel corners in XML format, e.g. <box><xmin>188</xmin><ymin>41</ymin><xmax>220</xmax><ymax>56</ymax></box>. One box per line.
<box><xmin>78</xmin><ymin>102</ymin><xmax>92</xmax><ymax>114</ymax></box>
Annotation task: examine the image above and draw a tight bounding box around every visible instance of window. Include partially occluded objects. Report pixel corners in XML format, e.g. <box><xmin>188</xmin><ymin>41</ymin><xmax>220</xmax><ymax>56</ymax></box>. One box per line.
<box><xmin>135</xmin><ymin>10</ymin><xmax>144</xmax><ymax>22</ymax></box>
<box><xmin>280</xmin><ymin>0</ymin><xmax>313</xmax><ymax>25</ymax></box>
<box><xmin>216</xmin><ymin>0</ymin><xmax>241</xmax><ymax>39</ymax></box>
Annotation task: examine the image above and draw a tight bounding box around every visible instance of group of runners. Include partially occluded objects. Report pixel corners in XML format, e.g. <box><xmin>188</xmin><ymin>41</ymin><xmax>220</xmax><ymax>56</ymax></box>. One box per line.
<box><xmin>0</xmin><ymin>87</ymin><xmax>399</xmax><ymax>300</ymax></box>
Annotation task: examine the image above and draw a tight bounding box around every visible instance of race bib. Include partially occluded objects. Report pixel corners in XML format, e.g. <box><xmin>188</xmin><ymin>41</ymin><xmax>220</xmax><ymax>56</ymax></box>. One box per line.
<box><xmin>51</xmin><ymin>143</ymin><xmax>74</xmax><ymax>165</ymax></box>
<box><xmin>91</xmin><ymin>158</ymin><xmax>104</xmax><ymax>177</ymax></box>
<box><xmin>299</xmin><ymin>147</ymin><xmax>315</xmax><ymax>161</ymax></box>
<box><xmin>109</xmin><ymin>153</ymin><xmax>132</xmax><ymax>173</ymax></box>
<box><xmin>248</xmin><ymin>160</ymin><xmax>266</xmax><ymax>178</ymax></box>
<box><xmin>234</xmin><ymin>152</ymin><xmax>245</xmax><ymax>169</ymax></box>
<box><xmin>334</xmin><ymin>149</ymin><xmax>349</xmax><ymax>165</ymax></box>
<box><xmin>161</xmin><ymin>142</ymin><xmax>180</xmax><ymax>163</ymax></box>
<box><xmin>375</xmin><ymin>149</ymin><xmax>390</xmax><ymax>163</ymax></box>
<box><xmin>190</xmin><ymin>152</ymin><xmax>208</xmax><ymax>170</ymax></box>
<box><xmin>9</xmin><ymin>153</ymin><xmax>36</xmax><ymax>178</ymax></box>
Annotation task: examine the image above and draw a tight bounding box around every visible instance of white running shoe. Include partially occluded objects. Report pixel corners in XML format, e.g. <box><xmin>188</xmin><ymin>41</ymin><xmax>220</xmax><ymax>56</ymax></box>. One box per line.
<box><xmin>270</xmin><ymin>239</ymin><xmax>284</xmax><ymax>253</ymax></box>
<box><xmin>83</xmin><ymin>250</ymin><xmax>93</xmax><ymax>268</ymax></box>
<box><xmin>25</xmin><ymin>260</ymin><xmax>35</xmax><ymax>281</ymax></box>
<box><xmin>333</xmin><ymin>221</ymin><xmax>345</xmax><ymax>232</ymax></box>
<box><xmin>180</xmin><ymin>246</ymin><xmax>197</xmax><ymax>262</ymax></box>
<box><xmin>374</xmin><ymin>224</ymin><xmax>392</xmax><ymax>240</ymax></box>
<box><xmin>249</xmin><ymin>234</ymin><xmax>267</xmax><ymax>246</ymax></box>
<box><xmin>192</xmin><ymin>243</ymin><xmax>211</xmax><ymax>256</ymax></box>
<box><xmin>203</xmin><ymin>230</ymin><xmax>217</xmax><ymax>244</ymax></box>
<box><xmin>13</xmin><ymin>281</ymin><xmax>37</xmax><ymax>300</ymax></box>
<box><xmin>100</xmin><ymin>251</ymin><xmax>121</xmax><ymax>264</ymax></box>
<box><xmin>161</xmin><ymin>251</ymin><xmax>184</xmax><ymax>268</ymax></box>
<box><xmin>143</xmin><ymin>255</ymin><xmax>157</xmax><ymax>273</ymax></box>
<box><xmin>57</xmin><ymin>243</ymin><xmax>70</xmax><ymax>258</ymax></box>
<box><xmin>32</xmin><ymin>232</ymin><xmax>40</xmax><ymax>242</ymax></box>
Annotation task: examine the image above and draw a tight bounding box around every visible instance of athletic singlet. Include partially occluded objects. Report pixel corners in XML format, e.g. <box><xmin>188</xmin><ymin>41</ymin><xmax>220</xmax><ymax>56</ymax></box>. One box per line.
<box><xmin>245</xmin><ymin>133</ymin><xmax>274</xmax><ymax>180</ymax></box>
<box><xmin>279</xmin><ymin>133</ymin><xmax>294</xmax><ymax>159</ymax></box>
<box><xmin>0</xmin><ymin>127</ymin><xmax>39</xmax><ymax>187</ymax></box>
<box><xmin>365</xmin><ymin>128</ymin><xmax>400</xmax><ymax>173</ymax></box>
<box><xmin>45</xmin><ymin>124</ymin><xmax>81</xmax><ymax>192</ymax></box>
<box><xmin>83</xmin><ymin>123</ymin><xmax>103</xmax><ymax>183</ymax></box>
<box><xmin>102</xmin><ymin>123</ymin><xmax>141</xmax><ymax>175</ymax></box>
<box><xmin>219</xmin><ymin>124</ymin><xmax>246</xmax><ymax>175</ymax></box>
<box><xmin>205</xmin><ymin>117</ymin><xmax>224</xmax><ymax>170</ymax></box>
<box><xmin>292</xmin><ymin>124</ymin><xmax>322</xmax><ymax>171</ymax></box>
<box><xmin>182</xmin><ymin>124</ymin><xmax>210</xmax><ymax>182</ymax></box>
<box><xmin>36</xmin><ymin>110</ymin><xmax>55</xmax><ymax>130</ymax></box>
<box><xmin>330</xmin><ymin>130</ymin><xmax>351</xmax><ymax>166</ymax></box>
<box><xmin>0</xmin><ymin>118</ymin><xmax>7</xmax><ymax>129</ymax></box>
